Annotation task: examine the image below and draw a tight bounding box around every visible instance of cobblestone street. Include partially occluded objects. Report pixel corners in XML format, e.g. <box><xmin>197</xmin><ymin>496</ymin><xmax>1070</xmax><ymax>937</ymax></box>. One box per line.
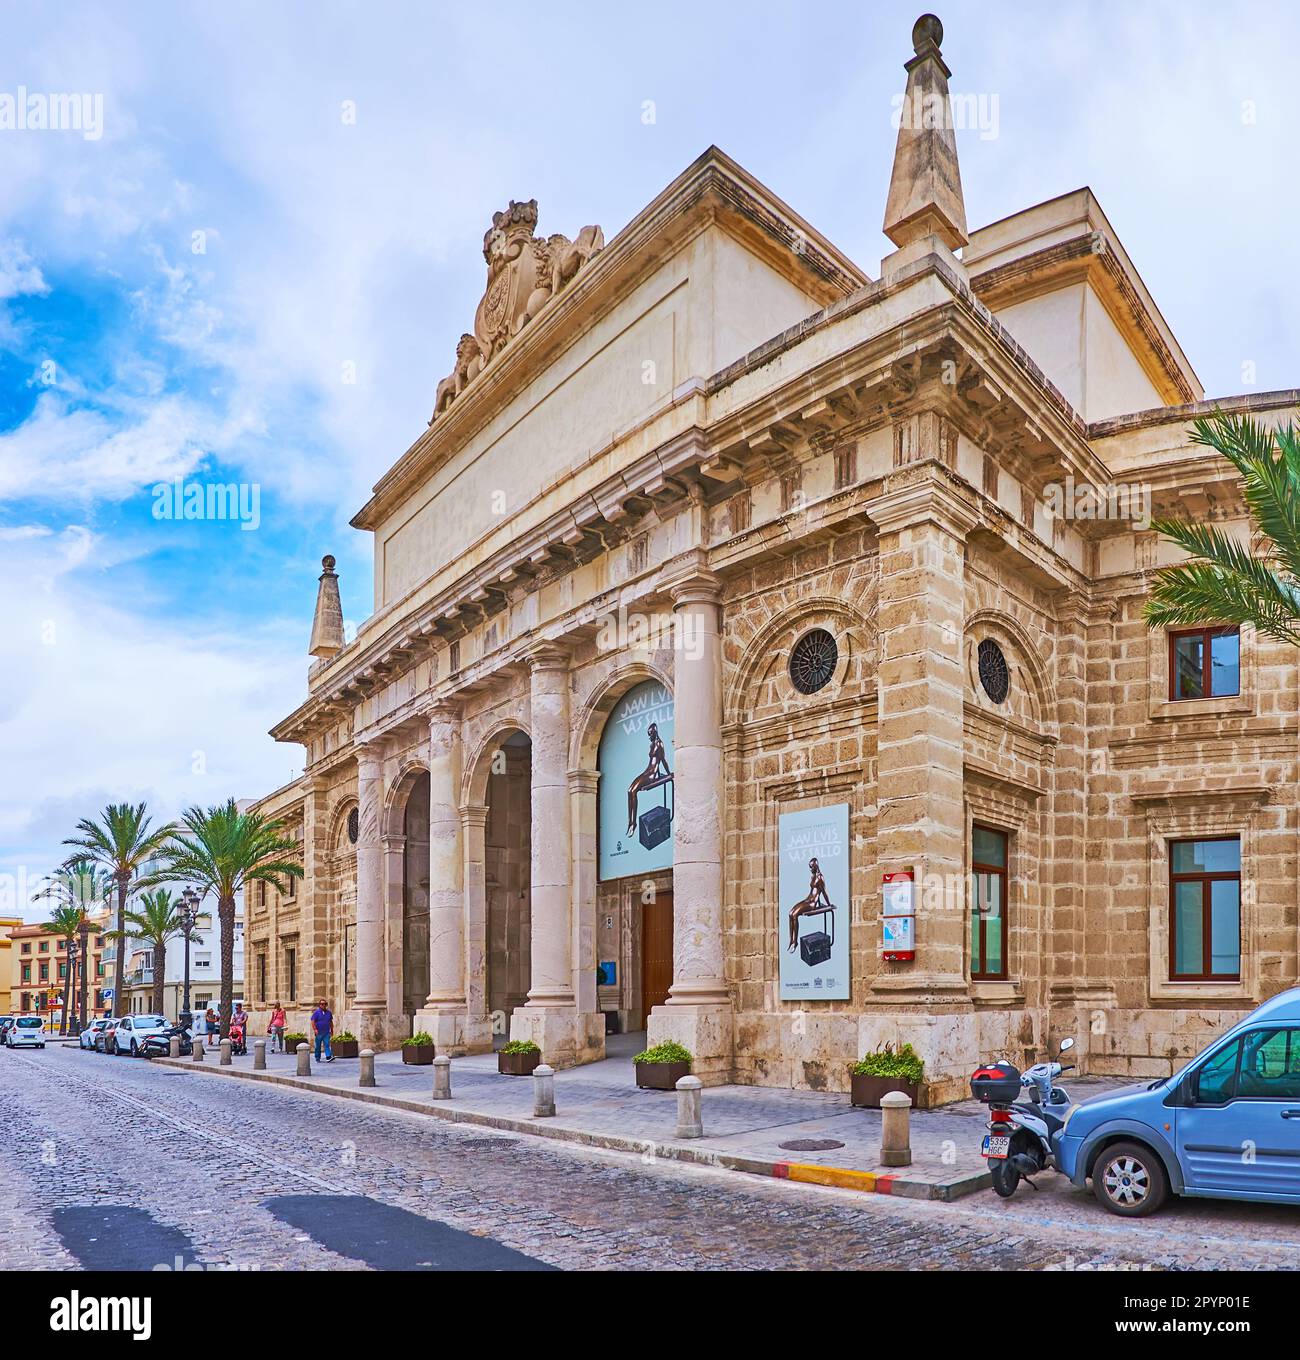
<box><xmin>3</xmin><ymin>1046</ymin><xmax>1297</xmax><ymax>1271</ymax></box>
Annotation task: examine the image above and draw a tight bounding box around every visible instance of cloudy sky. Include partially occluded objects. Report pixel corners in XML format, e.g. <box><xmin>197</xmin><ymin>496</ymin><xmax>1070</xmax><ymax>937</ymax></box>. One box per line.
<box><xmin>1</xmin><ymin>0</ymin><xmax>1296</xmax><ymax>915</ymax></box>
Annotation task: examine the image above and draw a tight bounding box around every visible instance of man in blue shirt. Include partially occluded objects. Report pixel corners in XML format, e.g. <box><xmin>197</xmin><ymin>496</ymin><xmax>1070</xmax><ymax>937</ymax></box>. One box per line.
<box><xmin>310</xmin><ymin>999</ymin><xmax>334</xmax><ymax>1062</ymax></box>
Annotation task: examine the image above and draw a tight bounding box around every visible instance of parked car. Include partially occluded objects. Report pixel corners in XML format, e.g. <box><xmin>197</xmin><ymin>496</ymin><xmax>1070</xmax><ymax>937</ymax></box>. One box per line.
<box><xmin>6</xmin><ymin>1016</ymin><xmax>47</xmax><ymax>1049</ymax></box>
<box><xmin>0</xmin><ymin>1016</ymin><xmax>14</xmax><ymax>1046</ymax></box>
<box><xmin>1057</xmin><ymin>985</ymin><xmax>1300</xmax><ymax>1216</ymax></box>
<box><xmin>79</xmin><ymin>1018</ymin><xmax>114</xmax><ymax>1050</ymax></box>
<box><xmin>111</xmin><ymin>1014</ymin><xmax>172</xmax><ymax>1057</ymax></box>
<box><xmin>94</xmin><ymin>1018</ymin><xmax>121</xmax><ymax>1053</ymax></box>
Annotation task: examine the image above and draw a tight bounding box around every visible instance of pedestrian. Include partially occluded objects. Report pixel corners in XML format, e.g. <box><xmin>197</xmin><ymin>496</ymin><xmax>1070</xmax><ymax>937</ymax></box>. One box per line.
<box><xmin>268</xmin><ymin>1000</ymin><xmax>286</xmax><ymax>1054</ymax></box>
<box><xmin>205</xmin><ymin>1008</ymin><xmax>218</xmax><ymax>1042</ymax></box>
<box><xmin>310</xmin><ymin>998</ymin><xmax>334</xmax><ymax>1062</ymax></box>
<box><xmin>232</xmin><ymin>1001</ymin><xmax>248</xmax><ymax>1034</ymax></box>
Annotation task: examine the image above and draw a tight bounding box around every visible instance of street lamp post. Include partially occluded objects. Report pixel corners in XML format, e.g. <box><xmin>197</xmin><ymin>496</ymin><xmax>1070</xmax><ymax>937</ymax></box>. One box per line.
<box><xmin>64</xmin><ymin>939</ymin><xmax>77</xmax><ymax>1037</ymax></box>
<box><xmin>179</xmin><ymin>887</ymin><xmax>200</xmax><ymax>1031</ymax></box>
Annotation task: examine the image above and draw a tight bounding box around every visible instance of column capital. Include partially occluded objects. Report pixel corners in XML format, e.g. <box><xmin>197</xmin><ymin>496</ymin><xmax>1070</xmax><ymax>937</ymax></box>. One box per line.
<box><xmin>567</xmin><ymin>768</ymin><xmax>600</xmax><ymax>795</ymax></box>
<box><xmin>458</xmin><ymin>801</ymin><xmax>488</xmax><ymax>830</ymax></box>
<box><xmin>525</xmin><ymin>639</ymin><xmax>571</xmax><ymax>672</ymax></box>
<box><xmin>866</xmin><ymin>469</ymin><xmax>979</xmax><ymax>540</ymax></box>
<box><xmin>423</xmin><ymin>697</ymin><xmax>463</xmax><ymax>724</ymax></box>
<box><xmin>354</xmin><ymin>740</ymin><xmax>384</xmax><ymax>776</ymax></box>
<box><xmin>668</xmin><ymin>569</ymin><xmax>722</xmax><ymax>609</ymax></box>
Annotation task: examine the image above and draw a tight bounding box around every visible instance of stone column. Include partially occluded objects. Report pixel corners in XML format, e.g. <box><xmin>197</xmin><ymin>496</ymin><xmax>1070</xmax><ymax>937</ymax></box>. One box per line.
<box><xmin>417</xmin><ymin>702</ymin><xmax>491</xmax><ymax>1054</ymax></box>
<box><xmin>510</xmin><ymin>643</ymin><xmax>603</xmax><ymax>1066</ymax></box>
<box><xmin>353</xmin><ymin>742</ymin><xmax>387</xmax><ymax>1045</ymax></box>
<box><xmin>648</xmin><ymin>569</ymin><xmax>733</xmax><ymax>1083</ymax></box>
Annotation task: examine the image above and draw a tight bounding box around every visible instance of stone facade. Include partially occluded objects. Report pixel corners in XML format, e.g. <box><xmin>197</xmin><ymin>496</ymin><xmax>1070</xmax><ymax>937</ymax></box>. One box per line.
<box><xmin>244</xmin><ymin>15</ymin><xmax>1298</xmax><ymax>1100</ymax></box>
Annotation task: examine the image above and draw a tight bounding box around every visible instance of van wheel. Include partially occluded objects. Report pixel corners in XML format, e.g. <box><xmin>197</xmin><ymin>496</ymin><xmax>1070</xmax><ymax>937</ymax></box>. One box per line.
<box><xmin>1092</xmin><ymin>1141</ymin><xmax>1168</xmax><ymax>1217</ymax></box>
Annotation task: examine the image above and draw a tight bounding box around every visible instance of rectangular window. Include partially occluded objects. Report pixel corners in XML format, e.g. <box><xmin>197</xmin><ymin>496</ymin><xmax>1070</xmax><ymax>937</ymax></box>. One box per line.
<box><xmin>1169</xmin><ymin>626</ymin><xmax>1240</xmax><ymax>699</ymax></box>
<box><xmin>21</xmin><ymin>941</ymin><xmax>30</xmax><ymax>954</ymax></box>
<box><xmin>39</xmin><ymin>963</ymin><xmax>48</xmax><ymax>982</ymax></box>
<box><xmin>258</xmin><ymin>953</ymin><xmax>267</xmax><ymax>1005</ymax></box>
<box><xmin>22</xmin><ymin>964</ymin><xmax>30</xmax><ymax>982</ymax></box>
<box><xmin>1169</xmin><ymin>837</ymin><xmax>1241</xmax><ymax>980</ymax></box>
<box><xmin>286</xmin><ymin>947</ymin><xmax>297</xmax><ymax>1003</ymax></box>
<box><xmin>39</xmin><ymin>941</ymin><xmax>48</xmax><ymax>952</ymax></box>
<box><xmin>970</xmin><ymin>824</ymin><xmax>1009</xmax><ymax>980</ymax></box>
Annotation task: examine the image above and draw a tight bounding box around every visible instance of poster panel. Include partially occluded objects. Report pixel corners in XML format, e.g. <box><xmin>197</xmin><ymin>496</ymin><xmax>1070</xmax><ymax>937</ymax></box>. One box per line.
<box><xmin>598</xmin><ymin>680</ymin><xmax>675</xmax><ymax>881</ymax></box>
<box><xmin>778</xmin><ymin>803</ymin><xmax>850</xmax><ymax>1001</ymax></box>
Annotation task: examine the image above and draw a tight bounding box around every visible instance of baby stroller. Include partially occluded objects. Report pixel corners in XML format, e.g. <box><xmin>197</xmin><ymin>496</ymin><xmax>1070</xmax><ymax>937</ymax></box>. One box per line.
<box><xmin>229</xmin><ymin>1020</ymin><xmax>247</xmax><ymax>1057</ymax></box>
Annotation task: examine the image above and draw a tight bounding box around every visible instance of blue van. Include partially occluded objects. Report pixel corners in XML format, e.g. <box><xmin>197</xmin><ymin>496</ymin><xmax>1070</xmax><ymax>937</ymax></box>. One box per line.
<box><xmin>1056</xmin><ymin>986</ymin><xmax>1300</xmax><ymax>1216</ymax></box>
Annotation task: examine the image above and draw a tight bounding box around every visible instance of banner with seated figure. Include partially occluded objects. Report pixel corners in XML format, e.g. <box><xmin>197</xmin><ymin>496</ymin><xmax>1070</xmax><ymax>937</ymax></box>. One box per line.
<box><xmin>598</xmin><ymin>680</ymin><xmax>675</xmax><ymax>881</ymax></box>
<box><xmin>778</xmin><ymin>803</ymin><xmax>850</xmax><ymax>1001</ymax></box>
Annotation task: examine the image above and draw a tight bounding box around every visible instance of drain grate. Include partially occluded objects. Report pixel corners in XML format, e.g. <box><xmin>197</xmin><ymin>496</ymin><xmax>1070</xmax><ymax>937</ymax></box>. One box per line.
<box><xmin>778</xmin><ymin>1138</ymin><xmax>845</xmax><ymax>1152</ymax></box>
<box><xmin>455</xmin><ymin>1137</ymin><xmax>519</xmax><ymax>1152</ymax></box>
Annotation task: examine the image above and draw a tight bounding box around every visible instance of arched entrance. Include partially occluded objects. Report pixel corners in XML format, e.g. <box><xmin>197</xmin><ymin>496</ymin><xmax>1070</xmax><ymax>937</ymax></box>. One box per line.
<box><xmin>485</xmin><ymin>730</ymin><xmax>531</xmax><ymax>1039</ymax></box>
<box><xmin>402</xmin><ymin>771</ymin><xmax>430</xmax><ymax>1019</ymax></box>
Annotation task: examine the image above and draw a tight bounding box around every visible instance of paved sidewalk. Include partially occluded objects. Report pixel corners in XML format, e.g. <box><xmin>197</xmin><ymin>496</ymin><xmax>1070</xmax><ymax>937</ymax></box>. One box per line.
<box><xmin>155</xmin><ymin>1035</ymin><xmax>1130</xmax><ymax>1201</ymax></box>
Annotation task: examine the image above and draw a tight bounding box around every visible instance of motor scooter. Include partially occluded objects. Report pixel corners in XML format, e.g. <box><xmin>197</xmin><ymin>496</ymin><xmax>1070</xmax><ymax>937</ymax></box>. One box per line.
<box><xmin>141</xmin><ymin>1024</ymin><xmax>193</xmax><ymax>1058</ymax></box>
<box><xmin>970</xmin><ymin>1037</ymin><xmax>1076</xmax><ymax>1198</ymax></box>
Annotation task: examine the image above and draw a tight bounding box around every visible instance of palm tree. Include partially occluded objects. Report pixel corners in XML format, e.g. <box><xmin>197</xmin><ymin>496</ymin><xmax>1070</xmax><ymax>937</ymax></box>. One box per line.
<box><xmin>150</xmin><ymin>799</ymin><xmax>302</xmax><ymax>1038</ymax></box>
<box><xmin>40</xmin><ymin>905</ymin><xmax>90</xmax><ymax>1036</ymax></box>
<box><xmin>63</xmin><ymin>803</ymin><xmax>176</xmax><ymax>1023</ymax></box>
<box><xmin>108</xmin><ymin>889</ymin><xmax>184</xmax><ymax>1017</ymax></box>
<box><xmin>1144</xmin><ymin>412</ymin><xmax>1300</xmax><ymax>643</ymax></box>
<box><xmin>37</xmin><ymin>861</ymin><xmax>109</xmax><ymax>1034</ymax></box>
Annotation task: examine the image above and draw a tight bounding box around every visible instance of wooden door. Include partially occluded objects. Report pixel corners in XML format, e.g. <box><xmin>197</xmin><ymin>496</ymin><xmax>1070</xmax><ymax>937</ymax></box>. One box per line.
<box><xmin>641</xmin><ymin>891</ymin><xmax>674</xmax><ymax>1023</ymax></box>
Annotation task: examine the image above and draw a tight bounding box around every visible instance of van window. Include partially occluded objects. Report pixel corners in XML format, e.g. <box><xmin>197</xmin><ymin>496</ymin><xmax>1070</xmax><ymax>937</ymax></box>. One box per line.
<box><xmin>1193</xmin><ymin>1038</ymin><xmax>1240</xmax><ymax>1104</ymax></box>
<box><xmin>16</xmin><ymin>1017</ymin><xmax>42</xmax><ymax>1029</ymax></box>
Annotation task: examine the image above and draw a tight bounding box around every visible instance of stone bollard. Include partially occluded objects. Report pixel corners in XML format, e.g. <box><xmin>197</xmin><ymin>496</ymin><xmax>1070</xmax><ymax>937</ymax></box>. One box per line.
<box><xmin>192</xmin><ymin>1038</ymin><xmax>204</xmax><ymax>1062</ymax></box>
<box><xmin>879</xmin><ymin>1090</ymin><xmax>913</xmax><ymax>1167</ymax></box>
<box><xmin>431</xmin><ymin>1054</ymin><xmax>451</xmax><ymax>1099</ymax></box>
<box><xmin>532</xmin><ymin>1064</ymin><xmax>556</xmax><ymax>1118</ymax></box>
<box><xmin>296</xmin><ymin>1042</ymin><xmax>310</xmax><ymax>1076</ymax></box>
<box><xmin>359</xmin><ymin>1049</ymin><xmax>376</xmax><ymax>1088</ymax></box>
<box><xmin>168</xmin><ymin>1034</ymin><xmax>180</xmax><ymax>1059</ymax></box>
<box><xmin>253</xmin><ymin>1039</ymin><xmax>266</xmax><ymax>1071</ymax></box>
<box><xmin>219</xmin><ymin>1038</ymin><xmax>232</xmax><ymax>1067</ymax></box>
<box><xmin>675</xmin><ymin>1075</ymin><xmax>704</xmax><ymax>1138</ymax></box>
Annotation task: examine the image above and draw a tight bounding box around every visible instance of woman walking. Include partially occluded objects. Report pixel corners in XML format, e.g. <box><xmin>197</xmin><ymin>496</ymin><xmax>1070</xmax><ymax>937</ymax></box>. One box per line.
<box><xmin>268</xmin><ymin>1000</ymin><xmax>286</xmax><ymax>1054</ymax></box>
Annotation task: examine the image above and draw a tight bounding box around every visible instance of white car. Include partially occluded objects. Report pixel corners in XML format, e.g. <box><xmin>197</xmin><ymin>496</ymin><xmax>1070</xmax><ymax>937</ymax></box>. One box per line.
<box><xmin>80</xmin><ymin>1018</ymin><xmax>113</xmax><ymax>1050</ymax></box>
<box><xmin>111</xmin><ymin>1014</ymin><xmax>171</xmax><ymax>1057</ymax></box>
<box><xmin>7</xmin><ymin>1016</ymin><xmax>46</xmax><ymax>1049</ymax></box>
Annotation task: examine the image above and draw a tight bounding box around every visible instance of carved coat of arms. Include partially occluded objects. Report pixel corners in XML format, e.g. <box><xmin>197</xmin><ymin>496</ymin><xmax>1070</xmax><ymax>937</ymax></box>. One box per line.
<box><xmin>431</xmin><ymin>199</ymin><xmax>604</xmax><ymax>424</ymax></box>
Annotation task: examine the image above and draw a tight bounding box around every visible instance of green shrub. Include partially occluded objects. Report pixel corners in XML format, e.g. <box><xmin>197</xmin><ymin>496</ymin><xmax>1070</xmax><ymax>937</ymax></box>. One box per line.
<box><xmin>334</xmin><ymin>1031</ymin><xmax>356</xmax><ymax>1042</ymax></box>
<box><xmin>851</xmin><ymin>1042</ymin><xmax>924</xmax><ymax>1083</ymax></box>
<box><xmin>500</xmin><ymin>1039</ymin><xmax>540</xmax><ymax>1055</ymax></box>
<box><xmin>402</xmin><ymin>1032</ymin><xmax>434</xmax><ymax>1047</ymax></box>
<box><xmin>633</xmin><ymin>1040</ymin><xmax>693</xmax><ymax>1066</ymax></box>
<box><xmin>282</xmin><ymin>1032</ymin><xmax>308</xmax><ymax>1047</ymax></box>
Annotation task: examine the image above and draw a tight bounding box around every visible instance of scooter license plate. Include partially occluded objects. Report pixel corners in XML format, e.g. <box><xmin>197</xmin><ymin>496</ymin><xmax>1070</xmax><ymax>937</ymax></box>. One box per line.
<box><xmin>983</xmin><ymin>1134</ymin><xmax>1010</xmax><ymax>1159</ymax></box>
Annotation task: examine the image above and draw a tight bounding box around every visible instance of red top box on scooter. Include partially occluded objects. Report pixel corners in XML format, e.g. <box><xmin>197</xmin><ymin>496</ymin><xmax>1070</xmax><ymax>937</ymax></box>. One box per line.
<box><xmin>970</xmin><ymin>1061</ymin><xmax>1022</xmax><ymax>1103</ymax></box>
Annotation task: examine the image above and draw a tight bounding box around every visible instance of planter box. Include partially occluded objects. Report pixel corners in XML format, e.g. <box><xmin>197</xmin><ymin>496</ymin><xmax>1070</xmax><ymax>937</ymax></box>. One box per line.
<box><xmin>498</xmin><ymin>1049</ymin><xmax>541</xmax><ymax>1076</ymax></box>
<box><xmin>401</xmin><ymin>1044</ymin><xmax>435</xmax><ymax>1065</ymax></box>
<box><xmin>635</xmin><ymin>1060</ymin><xmax>690</xmax><ymax>1091</ymax></box>
<box><xmin>850</xmin><ymin>1073</ymin><xmax>922</xmax><ymax>1108</ymax></box>
<box><xmin>332</xmin><ymin>1039</ymin><xmax>359</xmax><ymax>1059</ymax></box>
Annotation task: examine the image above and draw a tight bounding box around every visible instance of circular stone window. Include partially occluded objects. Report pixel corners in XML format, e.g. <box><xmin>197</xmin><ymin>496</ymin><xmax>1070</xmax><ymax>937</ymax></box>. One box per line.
<box><xmin>346</xmin><ymin>807</ymin><xmax>360</xmax><ymax>845</ymax></box>
<box><xmin>789</xmin><ymin>628</ymin><xmax>839</xmax><ymax>695</ymax></box>
<box><xmin>977</xmin><ymin>639</ymin><xmax>1010</xmax><ymax>705</ymax></box>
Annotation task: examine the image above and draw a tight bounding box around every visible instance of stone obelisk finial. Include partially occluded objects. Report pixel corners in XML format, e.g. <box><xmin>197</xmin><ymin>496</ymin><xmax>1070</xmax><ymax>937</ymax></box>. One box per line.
<box><xmin>881</xmin><ymin>14</ymin><xmax>969</xmax><ymax>276</ymax></box>
<box><xmin>308</xmin><ymin>554</ymin><xmax>345</xmax><ymax>659</ymax></box>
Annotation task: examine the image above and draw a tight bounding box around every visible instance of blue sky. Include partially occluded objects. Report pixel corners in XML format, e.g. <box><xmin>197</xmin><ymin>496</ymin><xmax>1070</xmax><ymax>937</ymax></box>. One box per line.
<box><xmin>1</xmin><ymin>0</ymin><xmax>1296</xmax><ymax>914</ymax></box>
